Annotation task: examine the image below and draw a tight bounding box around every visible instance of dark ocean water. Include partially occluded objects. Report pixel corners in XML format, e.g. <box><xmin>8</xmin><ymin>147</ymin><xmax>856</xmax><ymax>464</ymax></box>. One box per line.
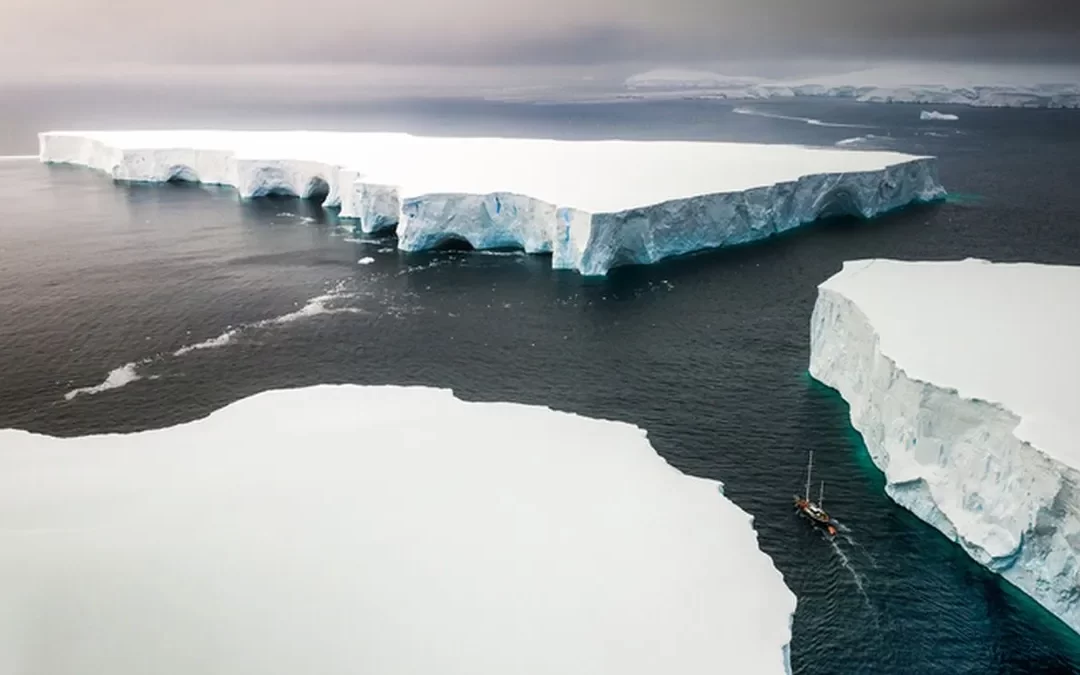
<box><xmin>3</xmin><ymin>91</ymin><xmax>1080</xmax><ymax>674</ymax></box>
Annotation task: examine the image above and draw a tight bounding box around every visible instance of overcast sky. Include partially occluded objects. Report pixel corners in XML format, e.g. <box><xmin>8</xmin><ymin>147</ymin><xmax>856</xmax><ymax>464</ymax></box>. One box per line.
<box><xmin>3</xmin><ymin>0</ymin><xmax>1078</xmax><ymax>72</ymax></box>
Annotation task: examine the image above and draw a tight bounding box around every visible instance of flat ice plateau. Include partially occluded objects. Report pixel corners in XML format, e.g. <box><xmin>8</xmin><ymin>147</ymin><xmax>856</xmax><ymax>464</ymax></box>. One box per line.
<box><xmin>0</xmin><ymin>384</ymin><xmax>797</xmax><ymax>675</ymax></box>
<box><xmin>40</xmin><ymin>130</ymin><xmax>944</xmax><ymax>276</ymax></box>
<box><xmin>809</xmin><ymin>258</ymin><xmax>1080</xmax><ymax>634</ymax></box>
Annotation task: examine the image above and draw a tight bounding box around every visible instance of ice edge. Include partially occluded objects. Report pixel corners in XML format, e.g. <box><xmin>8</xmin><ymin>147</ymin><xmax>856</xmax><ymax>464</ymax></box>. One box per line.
<box><xmin>1</xmin><ymin>383</ymin><xmax>797</xmax><ymax>674</ymax></box>
<box><xmin>807</xmin><ymin>264</ymin><xmax>1080</xmax><ymax>636</ymax></box>
<box><xmin>38</xmin><ymin>131</ymin><xmax>945</xmax><ymax>277</ymax></box>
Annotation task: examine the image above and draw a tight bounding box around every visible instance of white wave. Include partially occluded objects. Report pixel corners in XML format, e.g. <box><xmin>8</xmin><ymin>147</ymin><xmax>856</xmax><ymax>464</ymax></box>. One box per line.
<box><xmin>65</xmin><ymin>281</ymin><xmax>363</xmax><ymax>401</ymax></box>
<box><xmin>396</xmin><ymin>258</ymin><xmax>457</xmax><ymax>276</ymax></box>
<box><xmin>259</xmin><ymin>303</ymin><xmax>363</xmax><ymax>326</ymax></box>
<box><xmin>64</xmin><ymin>361</ymin><xmax>144</xmax><ymax>400</ymax></box>
<box><xmin>377</xmin><ymin>247</ymin><xmax>395</xmax><ymax>253</ymax></box>
<box><xmin>172</xmin><ymin>329</ymin><xmax>240</xmax><ymax>356</ymax></box>
<box><xmin>358</xmin><ymin>257</ymin><xmax>375</xmax><ymax>265</ymax></box>
<box><xmin>474</xmin><ymin>250</ymin><xmax>526</xmax><ymax>257</ymax></box>
<box><xmin>175</xmin><ymin>281</ymin><xmax>360</xmax><ymax>347</ymax></box>
<box><xmin>0</xmin><ymin>155</ymin><xmax>37</xmax><ymax>162</ymax></box>
<box><xmin>835</xmin><ymin>135</ymin><xmax>891</xmax><ymax>147</ymax></box>
<box><xmin>276</xmin><ymin>211</ymin><xmax>315</xmax><ymax>224</ymax></box>
<box><xmin>255</xmin><ymin>282</ymin><xmax>363</xmax><ymax>326</ymax></box>
<box><xmin>733</xmin><ymin>106</ymin><xmax>873</xmax><ymax>129</ymax></box>
<box><xmin>828</xmin><ymin>537</ymin><xmax>874</xmax><ymax>613</ymax></box>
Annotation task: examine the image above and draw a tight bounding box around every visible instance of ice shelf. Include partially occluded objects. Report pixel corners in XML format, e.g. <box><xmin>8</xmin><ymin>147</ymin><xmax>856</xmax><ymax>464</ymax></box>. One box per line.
<box><xmin>40</xmin><ymin>130</ymin><xmax>944</xmax><ymax>276</ymax></box>
<box><xmin>0</xmin><ymin>384</ymin><xmax>796</xmax><ymax>675</ymax></box>
<box><xmin>625</xmin><ymin>64</ymin><xmax>1080</xmax><ymax>109</ymax></box>
<box><xmin>809</xmin><ymin>258</ymin><xmax>1080</xmax><ymax>635</ymax></box>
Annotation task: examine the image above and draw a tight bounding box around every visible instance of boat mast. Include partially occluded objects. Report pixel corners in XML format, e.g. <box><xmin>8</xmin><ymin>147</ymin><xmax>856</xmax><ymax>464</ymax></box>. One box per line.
<box><xmin>819</xmin><ymin>480</ymin><xmax>824</xmax><ymax>506</ymax></box>
<box><xmin>805</xmin><ymin>450</ymin><xmax>813</xmax><ymax>500</ymax></box>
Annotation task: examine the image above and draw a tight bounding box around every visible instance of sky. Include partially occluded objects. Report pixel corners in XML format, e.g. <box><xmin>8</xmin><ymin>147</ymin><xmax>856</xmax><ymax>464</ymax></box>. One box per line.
<box><xmin>2</xmin><ymin>0</ymin><xmax>1078</xmax><ymax>76</ymax></box>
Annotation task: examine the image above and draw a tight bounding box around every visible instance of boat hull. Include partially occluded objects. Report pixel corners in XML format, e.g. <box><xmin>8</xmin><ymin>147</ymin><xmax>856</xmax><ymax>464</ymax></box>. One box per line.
<box><xmin>793</xmin><ymin>496</ymin><xmax>838</xmax><ymax>535</ymax></box>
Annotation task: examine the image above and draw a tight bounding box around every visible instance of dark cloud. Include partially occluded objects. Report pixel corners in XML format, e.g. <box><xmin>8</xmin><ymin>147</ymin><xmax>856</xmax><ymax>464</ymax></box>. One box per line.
<box><xmin>2</xmin><ymin>0</ymin><xmax>1078</xmax><ymax>71</ymax></box>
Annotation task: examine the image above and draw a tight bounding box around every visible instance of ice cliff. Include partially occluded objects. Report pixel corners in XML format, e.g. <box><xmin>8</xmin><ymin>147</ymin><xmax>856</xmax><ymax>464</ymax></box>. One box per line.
<box><xmin>0</xmin><ymin>384</ymin><xmax>796</xmax><ymax>675</ymax></box>
<box><xmin>40</xmin><ymin>130</ymin><xmax>944</xmax><ymax>277</ymax></box>
<box><xmin>809</xmin><ymin>258</ymin><xmax>1080</xmax><ymax>634</ymax></box>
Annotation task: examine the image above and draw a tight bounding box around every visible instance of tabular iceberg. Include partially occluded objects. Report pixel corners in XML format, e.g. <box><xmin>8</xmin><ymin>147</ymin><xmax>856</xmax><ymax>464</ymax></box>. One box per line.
<box><xmin>920</xmin><ymin>110</ymin><xmax>960</xmax><ymax>121</ymax></box>
<box><xmin>0</xmin><ymin>384</ymin><xmax>796</xmax><ymax>675</ymax></box>
<box><xmin>40</xmin><ymin>130</ymin><xmax>944</xmax><ymax>277</ymax></box>
<box><xmin>809</xmin><ymin>258</ymin><xmax>1080</xmax><ymax>634</ymax></box>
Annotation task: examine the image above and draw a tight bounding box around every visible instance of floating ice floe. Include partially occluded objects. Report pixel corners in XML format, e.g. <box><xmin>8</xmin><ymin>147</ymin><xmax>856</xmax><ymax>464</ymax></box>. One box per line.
<box><xmin>0</xmin><ymin>384</ymin><xmax>797</xmax><ymax>674</ymax></box>
<box><xmin>920</xmin><ymin>110</ymin><xmax>959</xmax><ymax>121</ymax></box>
<box><xmin>809</xmin><ymin>258</ymin><xmax>1080</xmax><ymax>635</ymax></box>
<box><xmin>40</xmin><ymin>130</ymin><xmax>944</xmax><ymax>276</ymax></box>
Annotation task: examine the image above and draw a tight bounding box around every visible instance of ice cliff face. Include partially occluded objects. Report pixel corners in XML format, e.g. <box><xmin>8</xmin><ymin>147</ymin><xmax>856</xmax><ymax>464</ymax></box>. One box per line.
<box><xmin>398</xmin><ymin>161</ymin><xmax>944</xmax><ymax>277</ymax></box>
<box><xmin>809</xmin><ymin>259</ymin><xmax>1080</xmax><ymax>634</ymax></box>
<box><xmin>40</xmin><ymin>130</ymin><xmax>944</xmax><ymax>277</ymax></box>
<box><xmin>554</xmin><ymin>161</ymin><xmax>943</xmax><ymax>277</ymax></box>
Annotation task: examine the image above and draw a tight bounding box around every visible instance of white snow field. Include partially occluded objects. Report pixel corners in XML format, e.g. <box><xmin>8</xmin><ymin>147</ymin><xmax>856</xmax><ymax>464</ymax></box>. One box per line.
<box><xmin>625</xmin><ymin>63</ymin><xmax>1080</xmax><ymax>109</ymax></box>
<box><xmin>0</xmin><ymin>384</ymin><xmax>797</xmax><ymax>675</ymax></box>
<box><xmin>809</xmin><ymin>259</ymin><xmax>1080</xmax><ymax>634</ymax></box>
<box><xmin>40</xmin><ymin>130</ymin><xmax>944</xmax><ymax>277</ymax></box>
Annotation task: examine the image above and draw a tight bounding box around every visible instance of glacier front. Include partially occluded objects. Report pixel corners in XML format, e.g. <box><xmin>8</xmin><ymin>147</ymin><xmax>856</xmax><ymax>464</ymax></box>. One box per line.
<box><xmin>0</xmin><ymin>384</ymin><xmax>796</xmax><ymax>675</ymax></box>
<box><xmin>809</xmin><ymin>258</ymin><xmax>1080</xmax><ymax>634</ymax></box>
<box><xmin>40</xmin><ymin>130</ymin><xmax>944</xmax><ymax>277</ymax></box>
<box><xmin>624</xmin><ymin>63</ymin><xmax>1080</xmax><ymax>109</ymax></box>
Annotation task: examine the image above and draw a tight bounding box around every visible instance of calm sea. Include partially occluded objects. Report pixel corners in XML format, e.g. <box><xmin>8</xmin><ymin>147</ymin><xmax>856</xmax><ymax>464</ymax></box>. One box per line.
<box><xmin>3</xmin><ymin>88</ymin><xmax>1080</xmax><ymax>674</ymax></box>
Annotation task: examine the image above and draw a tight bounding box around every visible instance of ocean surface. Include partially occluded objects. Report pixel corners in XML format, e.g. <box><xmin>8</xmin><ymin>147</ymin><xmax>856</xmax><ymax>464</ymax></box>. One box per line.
<box><xmin>3</xmin><ymin>89</ymin><xmax>1080</xmax><ymax>674</ymax></box>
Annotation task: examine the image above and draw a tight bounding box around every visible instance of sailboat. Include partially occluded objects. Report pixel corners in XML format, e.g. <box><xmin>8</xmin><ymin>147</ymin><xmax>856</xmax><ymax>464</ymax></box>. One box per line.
<box><xmin>793</xmin><ymin>450</ymin><xmax>838</xmax><ymax>536</ymax></box>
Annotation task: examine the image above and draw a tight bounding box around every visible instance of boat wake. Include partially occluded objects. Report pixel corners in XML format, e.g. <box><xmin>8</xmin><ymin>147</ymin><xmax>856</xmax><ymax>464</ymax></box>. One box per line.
<box><xmin>833</xmin><ymin>520</ymin><xmax>878</xmax><ymax>567</ymax></box>
<box><xmin>827</xmin><ymin>533</ymin><xmax>877</xmax><ymax>619</ymax></box>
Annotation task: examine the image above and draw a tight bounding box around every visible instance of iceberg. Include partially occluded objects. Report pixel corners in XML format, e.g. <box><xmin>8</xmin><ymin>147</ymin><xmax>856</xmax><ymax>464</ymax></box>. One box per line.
<box><xmin>808</xmin><ymin>258</ymin><xmax>1080</xmax><ymax>634</ymax></box>
<box><xmin>623</xmin><ymin>63</ymin><xmax>1080</xmax><ymax>109</ymax></box>
<box><xmin>624</xmin><ymin>68</ymin><xmax>761</xmax><ymax>90</ymax></box>
<box><xmin>920</xmin><ymin>110</ymin><xmax>959</xmax><ymax>121</ymax></box>
<box><xmin>0</xmin><ymin>384</ymin><xmax>796</xmax><ymax>675</ymax></box>
<box><xmin>40</xmin><ymin>130</ymin><xmax>944</xmax><ymax>277</ymax></box>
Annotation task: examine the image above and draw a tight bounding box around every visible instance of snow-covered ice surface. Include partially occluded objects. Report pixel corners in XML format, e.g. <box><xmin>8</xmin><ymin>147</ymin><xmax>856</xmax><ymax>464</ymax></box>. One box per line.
<box><xmin>809</xmin><ymin>258</ymin><xmax>1080</xmax><ymax>634</ymax></box>
<box><xmin>625</xmin><ymin>68</ymin><xmax>761</xmax><ymax>90</ymax></box>
<box><xmin>0</xmin><ymin>384</ymin><xmax>796</xmax><ymax>675</ymax></box>
<box><xmin>625</xmin><ymin>63</ymin><xmax>1080</xmax><ymax>109</ymax></box>
<box><xmin>920</xmin><ymin>110</ymin><xmax>959</xmax><ymax>121</ymax></box>
<box><xmin>40</xmin><ymin>130</ymin><xmax>943</xmax><ymax>277</ymax></box>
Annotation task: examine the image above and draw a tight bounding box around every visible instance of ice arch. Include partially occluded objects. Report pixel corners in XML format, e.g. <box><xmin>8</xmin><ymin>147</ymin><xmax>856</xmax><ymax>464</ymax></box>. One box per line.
<box><xmin>165</xmin><ymin>165</ymin><xmax>199</xmax><ymax>183</ymax></box>
<box><xmin>303</xmin><ymin>176</ymin><xmax>330</xmax><ymax>203</ymax></box>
